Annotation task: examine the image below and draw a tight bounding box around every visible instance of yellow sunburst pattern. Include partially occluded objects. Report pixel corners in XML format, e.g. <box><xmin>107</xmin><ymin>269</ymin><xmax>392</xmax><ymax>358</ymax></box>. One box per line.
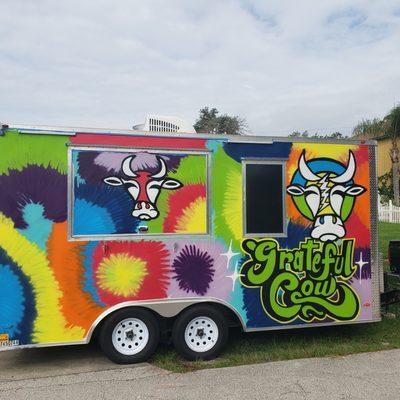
<box><xmin>96</xmin><ymin>253</ymin><xmax>148</xmax><ymax>297</ymax></box>
<box><xmin>175</xmin><ymin>197</ymin><xmax>207</xmax><ymax>233</ymax></box>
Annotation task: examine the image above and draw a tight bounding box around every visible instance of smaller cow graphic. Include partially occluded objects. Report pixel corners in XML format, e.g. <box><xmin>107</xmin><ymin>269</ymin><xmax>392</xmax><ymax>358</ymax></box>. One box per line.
<box><xmin>103</xmin><ymin>155</ymin><xmax>182</xmax><ymax>220</ymax></box>
<box><xmin>287</xmin><ymin>150</ymin><xmax>366</xmax><ymax>242</ymax></box>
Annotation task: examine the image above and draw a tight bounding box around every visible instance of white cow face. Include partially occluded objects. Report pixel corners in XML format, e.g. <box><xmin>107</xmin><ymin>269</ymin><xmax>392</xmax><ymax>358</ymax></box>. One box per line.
<box><xmin>287</xmin><ymin>151</ymin><xmax>366</xmax><ymax>242</ymax></box>
<box><xmin>103</xmin><ymin>156</ymin><xmax>182</xmax><ymax>221</ymax></box>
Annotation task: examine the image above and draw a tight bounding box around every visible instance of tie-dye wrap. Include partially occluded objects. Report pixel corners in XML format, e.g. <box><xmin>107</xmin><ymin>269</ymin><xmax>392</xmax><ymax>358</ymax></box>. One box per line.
<box><xmin>0</xmin><ymin>129</ymin><xmax>377</xmax><ymax>347</ymax></box>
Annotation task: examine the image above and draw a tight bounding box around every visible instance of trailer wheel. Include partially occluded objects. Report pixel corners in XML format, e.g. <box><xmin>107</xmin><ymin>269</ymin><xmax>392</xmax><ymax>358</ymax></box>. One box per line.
<box><xmin>172</xmin><ymin>305</ymin><xmax>228</xmax><ymax>361</ymax></box>
<box><xmin>99</xmin><ymin>308</ymin><xmax>159</xmax><ymax>364</ymax></box>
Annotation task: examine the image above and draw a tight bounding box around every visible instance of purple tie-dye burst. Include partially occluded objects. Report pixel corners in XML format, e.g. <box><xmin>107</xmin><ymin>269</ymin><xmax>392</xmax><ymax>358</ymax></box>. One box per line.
<box><xmin>94</xmin><ymin>152</ymin><xmax>131</xmax><ymax>173</ymax></box>
<box><xmin>0</xmin><ymin>165</ymin><xmax>67</xmax><ymax>229</ymax></box>
<box><xmin>167</xmin><ymin>240</ymin><xmax>232</xmax><ymax>300</ymax></box>
<box><xmin>172</xmin><ymin>245</ymin><xmax>215</xmax><ymax>296</ymax></box>
<box><xmin>77</xmin><ymin>151</ymin><xmax>109</xmax><ymax>185</ymax></box>
<box><xmin>76</xmin><ymin>150</ymin><xmax>184</xmax><ymax>186</ymax></box>
<box><xmin>119</xmin><ymin>152</ymin><xmax>183</xmax><ymax>174</ymax></box>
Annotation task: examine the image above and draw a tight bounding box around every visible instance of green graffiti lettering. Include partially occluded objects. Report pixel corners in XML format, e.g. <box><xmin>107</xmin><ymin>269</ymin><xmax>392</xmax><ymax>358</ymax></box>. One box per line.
<box><xmin>241</xmin><ymin>239</ymin><xmax>277</xmax><ymax>285</ymax></box>
<box><xmin>293</xmin><ymin>250</ymin><xmax>304</xmax><ymax>272</ymax></box>
<box><xmin>278</xmin><ymin>251</ymin><xmax>294</xmax><ymax>270</ymax></box>
<box><xmin>240</xmin><ymin>238</ymin><xmax>361</xmax><ymax>323</ymax></box>
<box><xmin>265</xmin><ymin>272</ymin><xmax>301</xmax><ymax>321</ymax></box>
<box><xmin>310</xmin><ymin>252</ymin><xmax>323</xmax><ymax>278</ymax></box>
<box><xmin>301</xmin><ymin>239</ymin><xmax>320</xmax><ymax>270</ymax></box>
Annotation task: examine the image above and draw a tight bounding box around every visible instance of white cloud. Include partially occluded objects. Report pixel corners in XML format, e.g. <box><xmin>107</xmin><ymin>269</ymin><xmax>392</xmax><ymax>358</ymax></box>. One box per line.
<box><xmin>0</xmin><ymin>0</ymin><xmax>399</xmax><ymax>135</ymax></box>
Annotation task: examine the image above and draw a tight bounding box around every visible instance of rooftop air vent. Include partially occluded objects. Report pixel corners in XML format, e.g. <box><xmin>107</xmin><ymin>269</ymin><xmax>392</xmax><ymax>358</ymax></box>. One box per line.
<box><xmin>132</xmin><ymin>115</ymin><xmax>196</xmax><ymax>133</ymax></box>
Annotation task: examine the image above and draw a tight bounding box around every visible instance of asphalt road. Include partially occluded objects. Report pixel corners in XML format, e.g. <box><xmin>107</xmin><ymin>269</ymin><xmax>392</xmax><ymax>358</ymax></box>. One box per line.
<box><xmin>0</xmin><ymin>344</ymin><xmax>399</xmax><ymax>400</ymax></box>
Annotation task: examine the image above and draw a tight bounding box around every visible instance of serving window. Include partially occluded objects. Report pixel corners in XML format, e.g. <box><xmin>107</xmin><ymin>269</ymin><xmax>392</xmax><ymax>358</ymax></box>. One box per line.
<box><xmin>243</xmin><ymin>160</ymin><xmax>286</xmax><ymax>236</ymax></box>
<box><xmin>69</xmin><ymin>147</ymin><xmax>209</xmax><ymax>239</ymax></box>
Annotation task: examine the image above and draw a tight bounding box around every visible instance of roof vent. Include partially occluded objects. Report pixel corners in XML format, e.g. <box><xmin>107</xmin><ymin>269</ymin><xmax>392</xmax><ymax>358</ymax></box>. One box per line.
<box><xmin>132</xmin><ymin>115</ymin><xmax>196</xmax><ymax>133</ymax></box>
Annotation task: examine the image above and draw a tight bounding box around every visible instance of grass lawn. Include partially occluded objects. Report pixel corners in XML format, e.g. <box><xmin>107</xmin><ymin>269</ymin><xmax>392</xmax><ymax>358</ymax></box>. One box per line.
<box><xmin>151</xmin><ymin>222</ymin><xmax>400</xmax><ymax>373</ymax></box>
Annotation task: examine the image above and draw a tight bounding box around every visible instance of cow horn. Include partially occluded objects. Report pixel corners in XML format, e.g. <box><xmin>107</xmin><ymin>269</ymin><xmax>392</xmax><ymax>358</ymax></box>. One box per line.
<box><xmin>122</xmin><ymin>156</ymin><xmax>137</xmax><ymax>177</ymax></box>
<box><xmin>299</xmin><ymin>150</ymin><xmax>320</xmax><ymax>181</ymax></box>
<box><xmin>330</xmin><ymin>151</ymin><xmax>355</xmax><ymax>183</ymax></box>
<box><xmin>151</xmin><ymin>157</ymin><xmax>167</xmax><ymax>179</ymax></box>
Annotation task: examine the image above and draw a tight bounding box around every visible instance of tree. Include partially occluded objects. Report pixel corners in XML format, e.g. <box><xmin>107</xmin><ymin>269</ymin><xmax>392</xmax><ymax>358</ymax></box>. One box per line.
<box><xmin>289</xmin><ymin>130</ymin><xmax>345</xmax><ymax>139</ymax></box>
<box><xmin>352</xmin><ymin>106</ymin><xmax>400</xmax><ymax>205</ymax></box>
<box><xmin>352</xmin><ymin>118</ymin><xmax>383</xmax><ymax>139</ymax></box>
<box><xmin>194</xmin><ymin>107</ymin><xmax>247</xmax><ymax>135</ymax></box>
<box><xmin>385</xmin><ymin>106</ymin><xmax>400</xmax><ymax>206</ymax></box>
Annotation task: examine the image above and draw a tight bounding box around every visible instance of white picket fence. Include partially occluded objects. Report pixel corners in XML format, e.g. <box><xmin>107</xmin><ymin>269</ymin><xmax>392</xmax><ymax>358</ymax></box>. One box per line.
<box><xmin>378</xmin><ymin>200</ymin><xmax>400</xmax><ymax>223</ymax></box>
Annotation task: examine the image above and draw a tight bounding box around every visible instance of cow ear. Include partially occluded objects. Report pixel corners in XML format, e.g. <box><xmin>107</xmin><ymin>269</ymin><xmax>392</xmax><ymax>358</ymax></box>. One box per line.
<box><xmin>162</xmin><ymin>179</ymin><xmax>182</xmax><ymax>190</ymax></box>
<box><xmin>287</xmin><ymin>185</ymin><xmax>304</xmax><ymax>196</ymax></box>
<box><xmin>346</xmin><ymin>185</ymin><xmax>366</xmax><ymax>196</ymax></box>
<box><xmin>103</xmin><ymin>177</ymin><xmax>124</xmax><ymax>186</ymax></box>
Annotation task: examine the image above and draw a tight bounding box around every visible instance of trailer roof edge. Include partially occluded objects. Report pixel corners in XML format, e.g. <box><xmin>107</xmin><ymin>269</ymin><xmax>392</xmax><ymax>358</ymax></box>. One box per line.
<box><xmin>4</xmin><ymin>124</ymin><xmax>378</xmax><ymax>146</ymax></box>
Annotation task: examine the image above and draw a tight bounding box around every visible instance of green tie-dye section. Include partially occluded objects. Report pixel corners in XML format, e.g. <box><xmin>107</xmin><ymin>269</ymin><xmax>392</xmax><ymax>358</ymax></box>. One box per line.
<box><xmin>212</xmin><ymin>145</ymin><xmax>242</xmax><ymax>246</ymax></box>
<box><xmin>0</xmin><ymin>130</ymin><xmax>68</xmax><ymax>175</ymax></box>
<box><xmin>170</xmin><ymin>155</ymin><xmax>207</xmax><ymax>186</ymax></box>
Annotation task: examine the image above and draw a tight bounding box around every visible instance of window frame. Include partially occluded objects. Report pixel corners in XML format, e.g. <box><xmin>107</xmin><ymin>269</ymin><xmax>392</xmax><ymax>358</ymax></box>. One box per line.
<box><xmin>67</xmin><ymin>145</ymin><xmax>211</xmax><ymax>241</ymax></box>
<box><xmin>242</xmin><ymin>158</ymin><xmax>287</xmax><ymax>238</ymax></box>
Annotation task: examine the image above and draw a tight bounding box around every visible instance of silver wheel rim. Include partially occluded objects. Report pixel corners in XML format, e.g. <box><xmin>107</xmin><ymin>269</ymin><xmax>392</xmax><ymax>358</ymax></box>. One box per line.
<box><xmin>184</xmin><ymin>316</ymin><xmax>219</xmax><ymax>353</ymax></box>
<box><xmin>112</xmin><ymin>318</ymin><xmax>149</xmax><ymax>355</ymax></box>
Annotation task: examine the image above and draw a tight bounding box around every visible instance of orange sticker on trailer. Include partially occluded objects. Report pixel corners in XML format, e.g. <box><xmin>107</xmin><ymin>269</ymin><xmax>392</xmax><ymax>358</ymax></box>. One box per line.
<box><xmin>0</xmin><ymin>334</ymin><xmax>9</xmax><ymax>342</ymax></box>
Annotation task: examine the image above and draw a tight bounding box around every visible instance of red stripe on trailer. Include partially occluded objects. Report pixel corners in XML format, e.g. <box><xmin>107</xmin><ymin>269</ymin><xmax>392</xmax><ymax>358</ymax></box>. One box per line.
<box><xmin>71</xmin><ymin>133</ymin><xmax>207</xmax><ymax>149</ymax></box>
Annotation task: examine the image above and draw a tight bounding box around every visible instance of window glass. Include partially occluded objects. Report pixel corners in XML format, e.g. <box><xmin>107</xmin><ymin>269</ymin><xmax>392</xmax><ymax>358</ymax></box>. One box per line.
<box><xmin>244</xmin><ymin>162</ymin><xmax>285</xmax><ymax>235</ymax></box>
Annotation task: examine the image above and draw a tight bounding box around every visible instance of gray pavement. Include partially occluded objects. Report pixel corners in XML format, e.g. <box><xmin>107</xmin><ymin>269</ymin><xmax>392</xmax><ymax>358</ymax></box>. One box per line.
<box><xmin>0</xmin><ymin>344</ymin><xmax>399</xmax><ymax>399</ymax></box>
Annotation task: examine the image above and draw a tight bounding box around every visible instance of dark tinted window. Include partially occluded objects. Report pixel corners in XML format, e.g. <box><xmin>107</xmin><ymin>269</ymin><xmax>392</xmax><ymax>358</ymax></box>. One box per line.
<box><xmin>245</xmin><ymin>163</ymin><xmax>284</xmax><ymax>235</ymax></box>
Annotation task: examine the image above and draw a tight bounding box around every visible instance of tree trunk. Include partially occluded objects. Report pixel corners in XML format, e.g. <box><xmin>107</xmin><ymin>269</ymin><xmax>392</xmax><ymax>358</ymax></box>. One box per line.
<box><xmin>391</xmin><ymin>136</ymin><xmax>400</xmax><ymax>206</ymax></box>
<box><xmin>393</xmin><ymin>161</ymin><xmax>400</xmax><ymax>206</ymax></box>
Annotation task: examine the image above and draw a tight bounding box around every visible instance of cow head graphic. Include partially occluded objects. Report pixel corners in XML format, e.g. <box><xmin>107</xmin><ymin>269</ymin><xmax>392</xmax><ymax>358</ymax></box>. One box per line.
<box><xmin>103</xmin><ymin>155</ymin><xmax>183</xmax><ymax>220</ymax></box>
<box><xmin>287</xmin><ymin>150</ymin><xmax>366</xmax><ymax>242</ymax></box>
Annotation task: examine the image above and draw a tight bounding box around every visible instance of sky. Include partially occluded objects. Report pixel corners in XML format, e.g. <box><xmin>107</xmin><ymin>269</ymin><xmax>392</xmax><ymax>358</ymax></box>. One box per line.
<box><xmin>1</xmin><ymin>0</ymin><xmax>400</xmax><ymax>136</ymax></box>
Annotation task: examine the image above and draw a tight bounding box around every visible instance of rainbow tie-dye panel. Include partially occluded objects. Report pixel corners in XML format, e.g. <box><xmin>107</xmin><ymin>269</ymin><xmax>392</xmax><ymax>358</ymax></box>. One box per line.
<box><xmin>0</xmin><ymin>129</ymin><xmax>374</xmax><ymax>347</ymax></box>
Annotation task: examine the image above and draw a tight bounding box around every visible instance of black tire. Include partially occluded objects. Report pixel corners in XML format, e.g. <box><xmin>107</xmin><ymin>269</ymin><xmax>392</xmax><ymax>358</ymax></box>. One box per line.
<box><xmin>99</xmin><ymin>308</ymin><xmax>160</xmax><ymax>364</ymax></box>
<box><xmin>172</xmin><ymin>305</ymin><xmax>229</xmax><ymax>361</ymax></box>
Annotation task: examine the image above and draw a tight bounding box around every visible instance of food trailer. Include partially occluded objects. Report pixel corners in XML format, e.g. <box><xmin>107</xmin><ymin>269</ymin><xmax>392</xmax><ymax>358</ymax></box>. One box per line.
<box><xmin>0</xmin><ymin>124</ymin><xmax>382</xmax><ymax>363</ymax></box>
